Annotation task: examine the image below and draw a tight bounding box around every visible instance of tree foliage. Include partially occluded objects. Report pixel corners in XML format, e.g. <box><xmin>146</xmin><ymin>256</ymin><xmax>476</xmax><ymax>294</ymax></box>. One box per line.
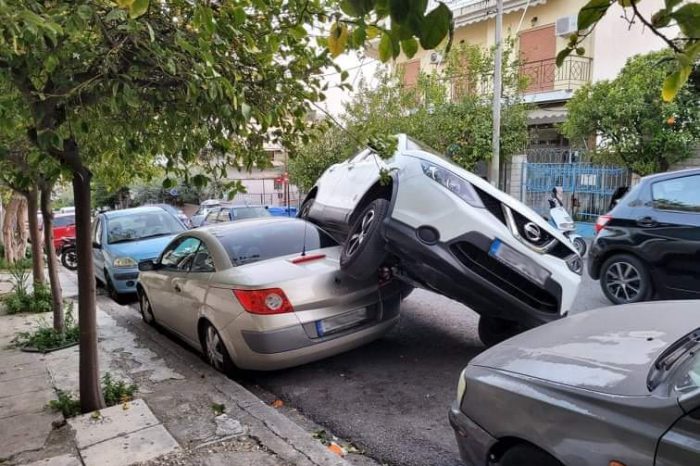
<box><xmin>563</xmin><ymin>51</ymin><xmax>700</xmax><ymax>175</ymax></box>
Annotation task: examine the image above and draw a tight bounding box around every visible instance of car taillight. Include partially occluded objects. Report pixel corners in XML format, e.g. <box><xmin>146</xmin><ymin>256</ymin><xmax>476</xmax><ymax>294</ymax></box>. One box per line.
<box><xmin>595</xmin><ymin>214</ymin><xmax>612</xmax><ymax>234</ymax></box>
<box><xmin>233</xmin><ymin>288</ymin><xmax>293</xmax><ymax>315</ymax></box>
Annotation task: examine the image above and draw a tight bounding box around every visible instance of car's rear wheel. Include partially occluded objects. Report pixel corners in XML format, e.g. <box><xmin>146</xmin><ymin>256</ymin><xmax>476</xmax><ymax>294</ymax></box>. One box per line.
<box><xmin>572</xmin><ymin>237</ymin><xmax>587</xmax><ymax>257</ymax></box>
<box><xmin>498</xmin><ymin>444</ymin><xmax>562</xmax><ymax>466</ymax></box>
<box><xmin>340</xmin><ymin>198</ymin><xmax>390</xmax><ymax>280</ymax></box>
<box><xmin>201</xmin><ymin>322</ymin><xmax>235</xmax><ymax>375</ymax></box>
<box><xmin>138</xmin><ymin>290</ymin><xmax>156</xmax><ymax>325</ymax></box>
<box><xmin>478</xmin><ymin>316</ymin><xmax>523</xmax><ymax>347</ymax></box>
<box><xmin>600</xmin><ymin>254</ymin><xmax>651</xmax><ymax>305</ymax></box>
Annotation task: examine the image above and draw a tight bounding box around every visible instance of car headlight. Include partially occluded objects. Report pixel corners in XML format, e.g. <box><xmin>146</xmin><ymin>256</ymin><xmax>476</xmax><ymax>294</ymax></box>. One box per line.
<box><xmin>113</xmin><ymin>257</ymin><xmax>138</xmax><ymax>268</ymax></box>
<box><xmin>457</xmin><ymin>368</ymin><xmax>468</xmax><ymax>402</ymax></box>
<box><xmin>420</xmin><ymin>161</ymin><xmax>483</xmax><ymax>208</ymax></box>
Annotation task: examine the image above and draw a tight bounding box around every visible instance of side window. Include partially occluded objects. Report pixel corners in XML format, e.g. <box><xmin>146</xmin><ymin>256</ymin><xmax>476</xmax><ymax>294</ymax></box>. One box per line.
<box><xmin>217</xmin><ymin>209</ymin><xmax>231</xmax><ymax>223</ymax></box>
<box><xmin>93</xmin><ymin>218</ymin><xmax>102</xmax><ymax>246</ymax></box>
<box><xmin>190</xmin><ymin>242</ymin><xmax>215</xmax><ymax>273</ymax></box>
<box><xmin>652</xmin><ymin>175</ymin><xmax>700</xmax><ymax>213</ymax></box>
<box><xmin>204</xmin><ymin>209</ymin><xmax>220</xmax><ymax>225</ymax></box>
<box><xmin>160</xmin><ymin>237</ymin><xmax>201</xmax><ymax>271</ymax></box>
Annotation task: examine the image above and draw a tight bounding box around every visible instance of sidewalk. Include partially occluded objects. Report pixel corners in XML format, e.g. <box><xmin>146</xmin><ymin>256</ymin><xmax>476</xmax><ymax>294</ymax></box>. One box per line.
<box><xmin>0</xmin><ymin>269</ymin><xmax>354</xmax><ymax>466</ymax></box>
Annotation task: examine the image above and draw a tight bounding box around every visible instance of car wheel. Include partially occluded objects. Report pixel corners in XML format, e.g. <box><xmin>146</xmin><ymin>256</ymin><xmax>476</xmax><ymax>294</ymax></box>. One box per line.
<box><xmin>299</xmin><ymin>197</ymin><xmax>314</xmax><ymax>219</ymax></box>
<box><xmin>201</xmin><ymin>322</ymin><xmax>235</xmax><ymax>375</ymax></box>
<box><xmin>498</xmin><ymin>444</ymin><xmax>562</xmax><ymax>466</ymax></box>
<box><xmin>61</xmin><ymin>247</ymin><xmax>78</xmax><ymax>271</ymax></box>
<box><xmin>104</xmin><ymin>270</ymin><xmax>125</xmax><ymax>304</ymax></box>
<box><xmin>600</xmin><ymin>254</ymin><xmax>651</xmax><ymax>305</ymax></box>
<box><xmin>572</xmin><ymin>237</ymin><xmax>587</xmax><ymax>257</ymax></box>
<box><xmin>138</xmin><ymin>290</ymin><xmax>156</xmax><ymax>325</ymax></box>
<box><xmin>340</xmin><ymin>198</ymin><xmax>390</xmax><ymax>280</ymax></box>
<box><xmin>478</xmin><ymin>316</ymin><xmax>523</xmax><ymax>347</ymax></box>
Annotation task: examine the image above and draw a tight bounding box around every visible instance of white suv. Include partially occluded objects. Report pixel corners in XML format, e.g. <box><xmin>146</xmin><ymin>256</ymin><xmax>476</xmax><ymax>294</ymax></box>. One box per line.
<box><xmin>301</xmin><ymin>135</ymin><xmax>582</xmax><ymax>345</ymax></box>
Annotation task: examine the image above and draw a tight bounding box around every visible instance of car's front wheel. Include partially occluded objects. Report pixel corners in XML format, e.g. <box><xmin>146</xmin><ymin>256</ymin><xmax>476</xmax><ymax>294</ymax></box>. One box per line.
<box><xmin>498</xmin><ymin>444</ymin><xmax>563</xmax><ymax>466</ymax></box>
<box><xmin>340</xmin><ymin>198</ymin><xmax>390</xmax><ymax>280</ymax></box>
<box><xmin>299</xmin><ymin>197</ymin><xmax>314</xmax><ymax>219</ymax></box>
<box><xmin>600</xmin><ymin>254</ymin><xmax>651</xmax><ymax>305</ymax></box>
<box><xmin>478</xmin><ymin>316</ymin><xmax>523</xmax><ymax>347</ymax></box>
<box><xmin>572</xmin><ymin>237</ymin><xmax>587</xmax><ymax>257</ymax></box>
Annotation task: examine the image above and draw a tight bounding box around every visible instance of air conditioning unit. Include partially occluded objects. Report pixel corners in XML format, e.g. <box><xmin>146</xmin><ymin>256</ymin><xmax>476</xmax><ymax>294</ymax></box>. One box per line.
<box><xmin>429</xmin><ymin>52</ymin><xmax>443</xmax><ymax>64</ymax></box>
<box><xmin>555</xmin><ymin>15</ymin><xmax>578</xmax><ymax>37</ymax></box>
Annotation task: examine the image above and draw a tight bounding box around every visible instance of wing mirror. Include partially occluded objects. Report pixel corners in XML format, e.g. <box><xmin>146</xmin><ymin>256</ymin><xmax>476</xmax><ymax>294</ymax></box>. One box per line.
<box><xmin>138</xmin><ymin>260</ymin><xmax>159</xmax><ymax>272</ymax></box>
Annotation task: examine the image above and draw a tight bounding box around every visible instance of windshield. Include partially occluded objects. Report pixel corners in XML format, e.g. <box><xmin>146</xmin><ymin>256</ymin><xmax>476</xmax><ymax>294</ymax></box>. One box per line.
<box><xmin>217</xmin><ymin>220</ymin><xmax>336</xmax><ymax>266</ymax></box>
<box><xmin>674</xmin><ymin>351</ymin><xmax>700</xmax><ymax>394</ymax></box>
<box><xmin>405</xmin><ymin>136</ymin><xmax>448</xmax><ymax>159</ymax></box>
<box><xmin>54</xmin><ymin>215</ymin><xmax>75</xmax><ymax>227</ymax></box>
<box><xmin>107</xmin><ymin>210</ymin><xmax>185</xmax><ymax>244</ymax></box>
<box><xmin>233</xmin><ymin>207</ymin><xmax>271</xmax><ymax>219</ymax></box>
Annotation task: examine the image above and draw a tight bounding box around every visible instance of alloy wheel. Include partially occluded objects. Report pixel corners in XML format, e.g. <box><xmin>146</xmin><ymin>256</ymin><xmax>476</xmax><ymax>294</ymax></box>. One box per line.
<box><xmin>205</xmin><ymin>326</ymin><xmax>225</xmax><ymax>369</ymax></box>
<box><xmin>346</xmin><ymin>208</ymin><xmax>375</xmax><ymax>257</ymax></box>
<box><xmin>605</xmin><ymin>261</ymin><xmax>642</xmax><ymax>302</ymax></box>
<box><xmin>140</xmin><ymin>293</ymin><xmax>154</xmax><ymax>324</ymax></box>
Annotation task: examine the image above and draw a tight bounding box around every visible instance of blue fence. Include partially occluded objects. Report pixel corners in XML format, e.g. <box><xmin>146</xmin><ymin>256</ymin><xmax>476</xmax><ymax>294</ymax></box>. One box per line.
<box><xmin>523</xmin><ymin>163</ymin><xmax>630</xmax><ymax>237</ymax></box>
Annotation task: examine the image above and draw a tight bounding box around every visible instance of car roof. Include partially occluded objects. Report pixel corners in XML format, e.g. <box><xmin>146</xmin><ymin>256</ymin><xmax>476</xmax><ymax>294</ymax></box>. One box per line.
<box><xmin>102</xmin><ymin>206</ymin><xmax>165</xmax><ymax>218</ymax></box>
<box><xmin>55</xmin><ymin>213</ymin><xmax>74</xmax><ymax>218</ymax></box>
<box><xmin>641</xmin><ymin>167</ymin><xmax>700</xmax><ymax>183</ymax></box>
<box><xmin>216</xmin><ymin>204</ymin><xmax>267</xmax><ymax>209</ymax></box>
<box><xmin>197</xmin><ymin>216</ymin><xmax>297</xmax><ymax>235</ymax></box>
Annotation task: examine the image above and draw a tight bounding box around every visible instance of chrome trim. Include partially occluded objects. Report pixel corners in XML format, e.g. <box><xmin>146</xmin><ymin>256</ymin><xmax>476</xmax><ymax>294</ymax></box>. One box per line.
<box><xmin>501</xmin><ymin>205</ymin><xmax>557</xmax><ymax>254</ymax></box>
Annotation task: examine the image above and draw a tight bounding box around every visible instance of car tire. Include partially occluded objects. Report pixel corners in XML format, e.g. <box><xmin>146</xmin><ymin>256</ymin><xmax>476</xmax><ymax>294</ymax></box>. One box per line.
<box><xmin>600</xmin><ymin>254</ymin><xmax>652</xmax><ymax>305</ymax></box>
<box><xmin>572</xmin><ymin>237</ymin><xmax>587</xmax><ymax>257</ymax></box>
<box><xmin>104</xmin><ymin>270</ymin><xmax>125</xmax><ymax>304</ymax></box>
<box><xmin>299</xmin><ymin>197</ymin><xmax>314</xmax><ymax>219</ymax></box>
<box><xmin>201</xmin><ymin>322</ymin><xmax>236</xmax><ymax>375</ymax></box>
<box><xmin>340</xmin><ymin>198</ymin><xmax>390</xmax><ymax>280</ymax></box>
<box><xmin>61</xmin><ymin>247</ymin><xmax>78</xmax><ymax>271</ymax></box>
<box><xmin>498</xmin><ymin>444</ymin><xmax>562</xmax><ymax>466</ymax></box>
<box><xmin>478</xmin><ymin>316</ymin><xmax>523</xmax><ymax>347</ymax></box>
<box><xmin>138</xmin><ymin>290</ymin><xmax>156</xmax><ymax>325</ymax></box>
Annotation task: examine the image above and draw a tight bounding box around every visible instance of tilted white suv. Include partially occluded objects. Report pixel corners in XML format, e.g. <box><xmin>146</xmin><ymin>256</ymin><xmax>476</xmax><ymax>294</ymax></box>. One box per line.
<box><xmin>301</xmin><ymin>134</ymin><xmax>582</xmax><ymax>345</ymax></box>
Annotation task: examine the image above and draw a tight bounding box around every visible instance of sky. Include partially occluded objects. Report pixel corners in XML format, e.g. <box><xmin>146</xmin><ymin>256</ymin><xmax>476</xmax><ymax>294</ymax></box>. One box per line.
<box><xmin>317</xmin><ymin>50</ymin><xmax>380</xmax><ymax>118</ymax></box>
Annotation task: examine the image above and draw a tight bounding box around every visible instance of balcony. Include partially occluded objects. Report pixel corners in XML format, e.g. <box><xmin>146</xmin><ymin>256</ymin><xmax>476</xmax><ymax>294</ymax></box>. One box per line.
<box><xmin>521</xmin><ymin>56</ymin><xmax>592</xmax><ymax>96</ymax></box>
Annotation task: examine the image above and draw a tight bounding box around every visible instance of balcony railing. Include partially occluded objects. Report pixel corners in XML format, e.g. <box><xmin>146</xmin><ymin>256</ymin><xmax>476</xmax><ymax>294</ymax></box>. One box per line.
<box><xmin>520</xmin><ymin>56</ymin><xmax>592</xmax><ymax>94</ymax></box>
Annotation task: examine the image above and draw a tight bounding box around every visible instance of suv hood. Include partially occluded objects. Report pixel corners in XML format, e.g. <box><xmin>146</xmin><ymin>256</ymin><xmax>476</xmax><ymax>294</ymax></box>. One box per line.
<box><xmin>471</xmin><ymin>301</ymin><xmax>700</xmax><ymax>396</ymax></box>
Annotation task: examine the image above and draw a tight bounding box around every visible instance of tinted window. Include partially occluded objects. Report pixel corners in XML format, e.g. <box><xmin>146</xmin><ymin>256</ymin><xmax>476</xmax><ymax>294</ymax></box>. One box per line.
<box><xmin>652</xmin><ymin>175</ymin><xmax>700</xmax><ymax>212</ymax></box>
<box><xmin>232</xmin><ymin>207</ymin><xmax>271</xmax><ymax>219</ymax></box>
<box><xmin>190</xmin><ymin>242</ymin><xmax>215</xmax><ymax>273</ymax></box>
<box><xmin>217</xmin><ymin>221</ymin><xmax>337</xmax><ymax>266</ymax></box>
<box><xmin>107</xmin><ymin>210</ymin><xmax>185</xmax><ymax>244</ymax></box>
<box><xmin>54</xmin><ymin>215</ymin><xmax>75</xmax><ymax>227</ymax></box>
<box><xmin>161</xmin><ymin>237</ymin><xmax>201</xmax><ymax>271</ymax></box>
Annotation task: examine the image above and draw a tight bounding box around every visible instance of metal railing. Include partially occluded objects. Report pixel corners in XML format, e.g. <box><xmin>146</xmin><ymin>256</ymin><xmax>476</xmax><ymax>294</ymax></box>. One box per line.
<box><xmin>521</xmin><ymin>56</ymin><xmax>592</xmax><ymax>94</ymax></box>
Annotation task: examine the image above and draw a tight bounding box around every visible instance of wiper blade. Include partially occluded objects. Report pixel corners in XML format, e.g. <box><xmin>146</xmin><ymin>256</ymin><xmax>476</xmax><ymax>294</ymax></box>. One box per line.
<box><xmin>647</xmin><ymin>328</ymin><xmax>700</xmax><ymax>391</ymax></box>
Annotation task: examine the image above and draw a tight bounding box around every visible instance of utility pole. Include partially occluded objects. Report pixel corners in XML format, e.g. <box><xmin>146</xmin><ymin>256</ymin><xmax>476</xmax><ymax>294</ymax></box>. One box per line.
<box><xmin>489</xmin><ymin>0</ymin><xmax>503</xmax><ymax>188</ymax></box>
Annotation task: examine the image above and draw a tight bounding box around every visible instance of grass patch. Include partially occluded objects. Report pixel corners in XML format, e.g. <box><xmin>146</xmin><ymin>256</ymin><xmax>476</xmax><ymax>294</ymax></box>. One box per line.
<box><xmin>48</xmin><ymin>373</ymin><xmax>138</xmax><ymax>418</ymax></box>
<box><xmin>11</xmin><ymin>303</ymin><xmax>79</xmax><ymax>352</ymax></box>
<box><xmin>2</xmin><ymin>266</ymin><xmax>52</xmax><ymax>314</ymax></box>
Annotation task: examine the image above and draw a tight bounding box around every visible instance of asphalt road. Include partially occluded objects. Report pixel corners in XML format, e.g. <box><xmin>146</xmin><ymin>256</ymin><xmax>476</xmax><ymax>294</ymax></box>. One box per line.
<box><xmin>242</xmin><ymin>268</ymin><xmax>611</xmax><ymax>466</ymax></box>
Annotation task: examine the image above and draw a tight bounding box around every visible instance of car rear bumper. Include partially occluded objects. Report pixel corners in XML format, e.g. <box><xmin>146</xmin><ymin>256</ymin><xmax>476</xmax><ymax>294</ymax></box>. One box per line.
<box><xmin>226</xmin><ymin>282</ymin><xmax>402</xmax><ymax>370</ymax></box>
<box><xmin>383</xmin><ymin>219</ymin><xmax>568</xmax><ymax>327</ymax></box>
<box><xmin>449</xmin><ymin>402</ymin><xmax>496</xmax><ymax>466</ymax></box>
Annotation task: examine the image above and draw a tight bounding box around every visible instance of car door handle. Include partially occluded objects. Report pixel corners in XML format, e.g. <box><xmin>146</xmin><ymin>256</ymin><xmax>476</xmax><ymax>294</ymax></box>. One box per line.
<box><xmin>173</xmin><ymin>283</ymin><xmax>182</xmax><ymax>293</ymax></box>
<box><xmin>636</xmin><ymin>216</ymin><xmax>658</xmax><ymax>227</ymax></box>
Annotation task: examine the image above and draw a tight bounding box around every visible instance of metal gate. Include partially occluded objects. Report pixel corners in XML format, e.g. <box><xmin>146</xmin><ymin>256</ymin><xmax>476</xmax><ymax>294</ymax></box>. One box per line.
<box><xmin>523</xmin><ymin>162</ymin><xmax>630</xmax><ymax>236</ymax></box>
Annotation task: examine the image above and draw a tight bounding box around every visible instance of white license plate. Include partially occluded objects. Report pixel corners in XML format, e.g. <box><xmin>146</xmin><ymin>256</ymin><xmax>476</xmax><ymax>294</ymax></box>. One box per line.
<box><xmin>489</xmin><ymin>239</ymin><xmax>551</xmax><ymax>287</ymax></box>
<box><xmin>316</xmin><ymin>308</ymin><xmax>369</xmax><ymax>337</ymax></box>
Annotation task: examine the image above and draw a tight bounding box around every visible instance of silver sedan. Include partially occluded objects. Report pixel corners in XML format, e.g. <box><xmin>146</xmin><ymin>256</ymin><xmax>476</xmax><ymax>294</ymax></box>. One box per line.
<box><xmin>450</xmin><ymin>301</ymin><xmax>700</xmax><ymax>466</ymax></box>
<box><xmin>137</xmin><ymin>217</ymin><xmax>403</xmax><ymax>372</ymax></box>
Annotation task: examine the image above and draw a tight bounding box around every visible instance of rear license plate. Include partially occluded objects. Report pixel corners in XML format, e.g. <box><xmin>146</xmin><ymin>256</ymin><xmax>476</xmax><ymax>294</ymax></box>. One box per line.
<box><xmin>316</xmin><ymin>308</ymin><xmax>369</xmax><ymax>337</ymax></box>
<box><xmin>489</xmin><ymin>239</ymin><xmax>551</xmax><ymax>287</ymax></box>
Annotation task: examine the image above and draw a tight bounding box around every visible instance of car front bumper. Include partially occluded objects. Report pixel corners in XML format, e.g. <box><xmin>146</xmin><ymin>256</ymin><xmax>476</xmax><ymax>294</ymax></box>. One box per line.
<box><xmin>449</xmin><ymin>402</ymin><xmax>497</xmax><ymax>466</ymax></box>
<box><xmin>108</xmin><ymin>268</ymin><xmax>140</xmax><ymax>294</ymax></box>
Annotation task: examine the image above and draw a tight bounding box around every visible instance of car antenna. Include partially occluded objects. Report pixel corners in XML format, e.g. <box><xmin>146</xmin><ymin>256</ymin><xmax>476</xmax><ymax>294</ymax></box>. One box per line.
<box><xmin>301</xmin><ymin>217</ymin><xmax>308</xmax><ymax>257</ymax></box>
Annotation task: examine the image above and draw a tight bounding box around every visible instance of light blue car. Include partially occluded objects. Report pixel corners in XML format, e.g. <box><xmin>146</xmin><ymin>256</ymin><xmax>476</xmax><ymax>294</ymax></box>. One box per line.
<box><xmin>92</xmin><ymin>206</ymin><xmax>187</xmax><ymax>300</ymax></box>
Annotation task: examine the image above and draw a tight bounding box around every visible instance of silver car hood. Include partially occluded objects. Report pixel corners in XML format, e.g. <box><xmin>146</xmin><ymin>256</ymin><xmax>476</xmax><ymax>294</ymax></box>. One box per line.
<box><xmin>470</xmin><ymin>301</ymin><xmax>700</xmax><ymax>396</ymax></box>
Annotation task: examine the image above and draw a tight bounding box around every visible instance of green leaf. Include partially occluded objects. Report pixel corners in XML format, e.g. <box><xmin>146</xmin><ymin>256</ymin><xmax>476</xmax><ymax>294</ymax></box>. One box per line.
<box><xmin>340</xmin><ymin>0</ymin><xmax>360</xmax><ymax>16</ymax></box>
<box><xmin>146</xmin><ymin>22</ymin><xmax>155</xmax><ymax>42</ymax></box>
<box><xmin>577</xmin><ymin>0</ymin><xmax>611</xmax><ymax>30</ymax></box>
<box><xmin>556</xmin><ymin>48</ymin><xmax>572</xmax><ymax>67</ymax></box>
<box><xmin>328</xmin><ymin>22</ymin><xmax>349</xmax><ymax>57</ymax></box>
<box><xmin>651</xmin><ymin>10</ymin><xmax>672</xmax><ymax>28</ymax></box>
<box><xmin>352</xmin><ymin>26</ymin><xmax>367</xmax><ymax>46</ymax></box>
<box><xmin>375</xmin><ymin>0</ymin><xmax>390</xmax><ymax>18</ymax></box>
<box><xmin>340</xmin><ymin>70</ymin><xmax>350</xmax><ymax>81</ymax></box>
<box><xmin>241</xmin><ymin>102</ymin><xmax>251</xmax><ymax>120</ymax></box>
<box><xmin>662</xmin><ymin>64</ymin><xmax>691</xmax><ymax>102</ymax></box>
<box><xmin>378</xmin><ymin>32</ymin><xmax>394</xmax><ymax>62</ymax></box>
<box><xmin>77</xmin><ymin>5</ymin><xmax>92</xmax><ymax>21</ymax></box>
<box><xmin>390</xmin><ymin>0</ymin><xmax>409</xmax><ymax>24</ymax></box>
<box><xmin>665</xmin><ymin>0</ymin><xmax>683</xmax><ymax>9</ymax></box>
<box><xmin>401</xmin><ymin>37</ymin><xmax>418</xmax><ymax>59</ymax></box>
<box><xmin>419</xmin><ymin>3</ymin><xmax>451</xmax><ymax>50</ymax></box>
<box><xmin>366</xmin><ymin>25</ymin><xmax>381</xmax><ymax>39</ymax></box>
<box><xmin>290</xmin><ymin>25</ymin><xmax>307</xmax><ymax>40</ymax></box>
<box><xmin>129</xmin><ymin>0</ymin><xmax>149</xmax><ymax>18</ymax></box>
<box><xmin>192</xmin><ymin>174</ymin><xmax>208</xmax><ymax>188</ymax></box>
<box><xmin>162</xmin><ymin>178</ymin><xmax>175</xmax><ymax>189</ymax></box>
<box><xmin>671</xmin><ymin>3</ymin><xmax>700</xmax><ymax>38</ymax></box>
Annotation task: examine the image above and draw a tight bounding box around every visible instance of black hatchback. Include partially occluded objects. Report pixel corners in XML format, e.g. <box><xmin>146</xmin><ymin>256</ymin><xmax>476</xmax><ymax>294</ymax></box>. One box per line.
<box><xmin>589</xmin><ymin>168</ymin><xmax>700</xmax><ymax>304</ymax></box>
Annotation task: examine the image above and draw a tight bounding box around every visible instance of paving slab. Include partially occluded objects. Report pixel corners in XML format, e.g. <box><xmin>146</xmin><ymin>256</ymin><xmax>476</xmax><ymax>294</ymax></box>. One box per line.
<box><xmin>0</xmin><ymin>389</ymin><xmax>54</xmax><ymax>419</ymax></box>
<box><xmin>69</xmin><ymin>399</ymin><xmax>160</xmax><ymax>449</ymax></box>
<box><xmin>0</xmin><ymin>373</ymin><xmax>50</xmax><ymax>399</ymax></box>
<box><xmin>0</xmin><ymin>411</ymin><xmax>60</xmax><ymax>460</ymax></box>
<box><xmin>22</xmin><ymin>453</ymin><xmax>83</xmax><ymax>466</ymax></box>
<box><xmin>204</xmin><ymin>451</ymin><xmax>286</xmax><ymax>466</ymax></box>
<box><xmin>79</xmin><ymin>424</ymin><xmax>179</xmax><ymax>466</ymax></box>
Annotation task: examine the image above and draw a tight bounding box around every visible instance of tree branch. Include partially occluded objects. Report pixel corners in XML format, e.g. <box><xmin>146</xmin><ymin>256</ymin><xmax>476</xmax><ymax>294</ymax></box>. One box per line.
<box><xmin>630</xmin><ymin>2</ymin><xmax>682</xmax><ymax>54</ymax></box>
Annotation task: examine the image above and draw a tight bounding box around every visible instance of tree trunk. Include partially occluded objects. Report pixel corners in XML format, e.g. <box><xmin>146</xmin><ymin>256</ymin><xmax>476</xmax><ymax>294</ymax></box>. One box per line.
<box><xmin>41</xmin><ymin>185</ymin><xmax>64</xmax><ymax>333</ymax></box>
<box><xmin>3</xmin><ymin>195</ymin><xmax>21</xmax><ymax>263</ymax></box>
<box><xmin>26</xmin><ymin>188</ymin><xmax>46</xmax><ymax>284</ymax></box>
<box><xmin>73</xmin><ymin>166</ymin><xmax>105</xmax><ymax>412</ymax></box>
<box><xmin>15</xmin><ymin>195</ymin><xmax>29</xmax><ymax>261</ymax></box>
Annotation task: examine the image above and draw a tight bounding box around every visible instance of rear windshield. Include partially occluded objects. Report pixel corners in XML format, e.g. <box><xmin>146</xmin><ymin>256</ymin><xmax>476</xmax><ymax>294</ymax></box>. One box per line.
<box><xmin>232</xmin><ymin>207</ymin><xmax>271</xmax><ymax>219</ymax></box>
<box><xmin>54</xmin><ymin>215</ymin><xmax>75</xmax><ymax>227</ymax></box>
<box><xmin>217</xmin><ymin>221</ymin><xmax>337</xmax><ymax>266</ymax></box>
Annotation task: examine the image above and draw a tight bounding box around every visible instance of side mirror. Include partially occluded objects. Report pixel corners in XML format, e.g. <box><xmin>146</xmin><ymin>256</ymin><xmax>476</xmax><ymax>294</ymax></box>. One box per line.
<box><xmin>92</xmin><ymin>242</ymin><xmax>101</xmax><ymax>249</ymax></box>
<box><xmin>138</xmin><ymin>260</ymin><xmax>157</xmax><ymax>272</ymax></box>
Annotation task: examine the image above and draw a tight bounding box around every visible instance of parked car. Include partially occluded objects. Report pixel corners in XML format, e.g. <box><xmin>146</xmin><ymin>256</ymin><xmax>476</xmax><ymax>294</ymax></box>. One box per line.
<box><xmin>267</xmin><ymin>206</ymin><xmax>298</xmax><ymax>217</ymax></box>
<box><xmin>50</xmin><ymin>213</ymin><xmax>76</xmax><ymax>251</ymax></box>
<box><xmin>589</xmin><ymin>168</ymin><xmax>700</xmax><ymax>305</ymax></box>
<box><xmin>92</xmin><ymin>206</ymin><xmax>187</xmax><ymax>300</ymax></box>
<box><xmin>136</xmin><ymin>217</ymin><xmax>403</xmax><ymax>371</ymax></box>
<box><xmin>190</xmin><ymin>199</ymin><xmax>222</xmax><ymax>227</ymax></box>
<box><xmin>301</xmin><ymin>134</ymin><xmax>582</xmax><ymax>345</ymax></box>
<box><xmin>152</xmin><ymin>203</ymin><xmax>192</xmax><ymax>228</ymax></box>
<box><xmin>200</xmin><ymin>204</ymin><xmax>271</xmax><ymax>226</ymax></box>
<box><xmin>449</xmin><ymin>300</ymin><xmax>700</xmax><ymax>466</ymax></box>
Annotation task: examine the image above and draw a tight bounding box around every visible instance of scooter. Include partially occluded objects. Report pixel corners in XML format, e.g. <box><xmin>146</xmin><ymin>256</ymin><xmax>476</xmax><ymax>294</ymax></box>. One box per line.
<box><xmin>59</xmin><ymin>237</ymin><xmax>78</xmax><ymax>271</ymax></box>
<box><xmin>549</xmin><ymin>205</ymin><xmax>587</xmax><ymax>257</ymax></box>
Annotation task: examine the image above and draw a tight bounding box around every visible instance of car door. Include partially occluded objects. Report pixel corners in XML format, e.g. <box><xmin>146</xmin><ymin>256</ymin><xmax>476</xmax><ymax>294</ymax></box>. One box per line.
<box><xmin>640</xmin><ymin>174</ymin><xmax>700</xmax><ymax>298</ymax></box>
<box><xmin>655</xmin><ymin>407</ymin><xmax>700</xmax><ymax>466</ymax></box>
<box><xmin>92</xmin><ymin>216</ymin><xmax>106</xmax><ymax>283</ymax></box>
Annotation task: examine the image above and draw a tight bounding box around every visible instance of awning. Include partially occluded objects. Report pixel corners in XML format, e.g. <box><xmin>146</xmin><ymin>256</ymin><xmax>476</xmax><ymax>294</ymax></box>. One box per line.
<box><xmin>527</xmin><ymin>106</ymin><xmax>568</xmax><ymax>125</ymax></box>
<box><xmin>453</xmin><ymin>0</ymin><xmax>548</xmax><ymax>28</ymax></box>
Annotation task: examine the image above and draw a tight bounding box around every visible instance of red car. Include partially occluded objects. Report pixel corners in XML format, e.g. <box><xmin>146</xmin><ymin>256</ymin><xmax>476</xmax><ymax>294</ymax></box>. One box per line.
<box><xmin>48</xmin><ymin>213</ymin><xmax>76</xmax><ymax>251</ymax></box>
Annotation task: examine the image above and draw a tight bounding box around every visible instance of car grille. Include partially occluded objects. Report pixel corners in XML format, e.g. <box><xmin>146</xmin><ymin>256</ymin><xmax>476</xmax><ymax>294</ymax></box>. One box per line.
<box><xmin>450</xmin><ymin>241</ymin><xmax>560</xmax><ymax>313</ymax></box>
<box><xmin>473</xmin><ymin>186</ymin><xmax>506</xmax><ymax>225</ymax></box>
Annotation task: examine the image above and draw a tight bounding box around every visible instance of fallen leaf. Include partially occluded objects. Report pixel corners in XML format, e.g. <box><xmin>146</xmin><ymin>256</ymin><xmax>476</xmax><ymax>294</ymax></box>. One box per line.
<box><xmin>328</xmin><ymin>442</ymin><xmax>347</xmax><ymax>457</ymax></box>
<box><xmin>271</xmin><ymin>399</ymin><xmax>284</xmax><ymax>408</ymax></box>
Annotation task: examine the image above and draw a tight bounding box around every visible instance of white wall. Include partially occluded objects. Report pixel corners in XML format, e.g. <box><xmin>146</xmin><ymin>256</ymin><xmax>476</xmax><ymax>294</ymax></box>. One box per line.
<box><xmin>591</xmin><ymin>0</ymin><xmax>675</xmax><ymax>82</ymax></box>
